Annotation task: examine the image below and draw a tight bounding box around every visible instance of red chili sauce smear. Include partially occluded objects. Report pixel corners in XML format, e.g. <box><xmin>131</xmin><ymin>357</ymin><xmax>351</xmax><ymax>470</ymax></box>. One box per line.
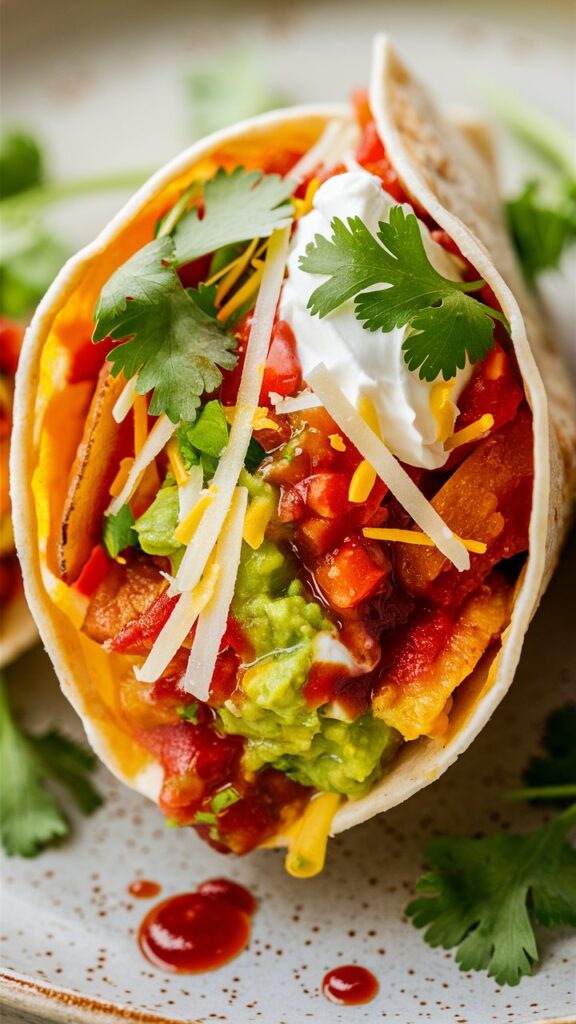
<box><xmin>138</xmin><ymin>878</ymin><xmax>256</xmax><ymax>973</ymax></box>
<box><xmin>322</xmin><ymin>965</ymin><xmax>379</xmax><ymax>1006</ymax></box>
<box><xmin>128</xmin><ymin>879</ymin><xmax>161</xmax><ymax>899</ymax></box>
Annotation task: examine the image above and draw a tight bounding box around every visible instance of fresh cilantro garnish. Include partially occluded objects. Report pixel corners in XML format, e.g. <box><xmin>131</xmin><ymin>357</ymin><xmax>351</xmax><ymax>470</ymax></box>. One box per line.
<box><xmin>188</xmin><ymin>281</ymin><xmax>219</xmax><ymax>319</ymax></box>
<box><xmin>178</xmin><ymin>703</ymin><xmax>199</xmax><ymax>723</ymax></box>
<box><xmin>103</xmin><ymin>503</ymin><xmax>138</xmax><ymax>558</ymax></box>
<box><xmin>506</xmin><ymin>183</ymin><xmax>576</xmax><ymax>285</ymax></box>
<box><xmin>0</xmin><ymin>130</ymin><xmax>44</xmax><ymax>199</ymax></box>
<box><xmin>93</xmin><ymin>237</ymin><xmax>237</xmax><ymax>423</ymax></box>
<box><xmin>0</xmin><ymin>672</ymin><xmax>102</xmax><ymax>857</ymax></box>
<box><xmin>177</xmin><ymin>399</ymin><xmax>229</xmax><ymax>477</ymax></box>
<box><xmin>194</xmin><ymin>810</ymin><xmax>218</xmax><ymax>826</ymax></box>
<box><xmin>245</xmin><ymin>437</ymin><xmax>266</xmax><ymax>472</ymax></box>
<box><xmin>173</xmin><ymin>166</ymin><xmax>294</xmax><ymax>264</ymax></box>
<box><xmin>211</xmin><ymin>787</ymin><xmax>240</xmax><ymax>813</ymax></box>
<box><xmin>406</xmin><ymin>803</ymin><xmax>576</xmax><ymax>987</ymax></box>
<box><xmin>506</xmin><ymin>703</ymin><xmax>576</xmax><ymax>805</ymax></box>
<box><xmin>300</xmin><ymin>207</ymin><xmax>507</xmax><ymax>381</ymax></box>
<box><xmin>92</xmin><ymin>166</ymin><xmax>295</xmax><ymax>422</ymax></box>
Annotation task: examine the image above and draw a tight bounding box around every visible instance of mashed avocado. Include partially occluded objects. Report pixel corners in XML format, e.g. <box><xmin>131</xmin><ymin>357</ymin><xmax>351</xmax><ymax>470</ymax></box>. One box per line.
<box><xmin>219</xmin><ymin>539</ymin><xmax>400</xmax><ymax>798</ymax></box>
<box><xmin>134</xmin><ymin>480</ymin><xmax>181</xmax><ymax>557</ymax></box>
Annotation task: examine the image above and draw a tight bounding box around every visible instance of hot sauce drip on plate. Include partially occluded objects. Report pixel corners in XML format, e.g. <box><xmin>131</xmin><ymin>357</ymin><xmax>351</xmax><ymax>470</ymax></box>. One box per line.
<box><xmin>138</xmin><ymin>877</ymin><xmax>256</xmax><ymax>973</ymax></box>
<box><xmin>128</xmin><ymin>879</ymin><xmax>161</xmax><ymax>899</ymax></box>
<box><xmin>322</xmin><ymin>964</ymin><xmax>379</xmax><ymax>1006</ymax></box>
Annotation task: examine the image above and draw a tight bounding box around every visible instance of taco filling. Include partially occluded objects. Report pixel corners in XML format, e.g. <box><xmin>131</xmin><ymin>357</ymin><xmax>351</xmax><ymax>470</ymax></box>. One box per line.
<box><xmin>49</xmin><ymin>92</ymin><xmax>533</xmax><ymax>874</ymax></box>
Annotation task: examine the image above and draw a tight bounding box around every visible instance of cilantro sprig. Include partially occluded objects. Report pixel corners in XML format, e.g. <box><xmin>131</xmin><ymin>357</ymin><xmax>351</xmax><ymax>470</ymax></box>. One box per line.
<box><xmin>0</xmin><ymin>672</ymin><xmax>103</xmax><ymax>857</ymax></box>
<box><xmin>406</xmin><ymin>805</ymin><xmax>576</xmax><ymax>987</ymax></box>
<box><xmin>93</xmin><ymin>167</ymin><xmax>295</xmax><ymax>423</ymax></box>
<box><xmin>407</xmin><ymin>705</ymin><xmax>576</xmax><ymax>986</ymax></box>
<box><xmin>300</xmin><ymin>206</ymin><xmax>508</xmax><ymax>381</ymax></box>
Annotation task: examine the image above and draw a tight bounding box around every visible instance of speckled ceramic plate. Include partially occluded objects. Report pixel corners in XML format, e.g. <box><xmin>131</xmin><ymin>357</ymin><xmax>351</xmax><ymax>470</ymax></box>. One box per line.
<box><xmin>1</xmin><ymin>2</ymin><xmax>575</xmax><ymax>1022</ymax></box>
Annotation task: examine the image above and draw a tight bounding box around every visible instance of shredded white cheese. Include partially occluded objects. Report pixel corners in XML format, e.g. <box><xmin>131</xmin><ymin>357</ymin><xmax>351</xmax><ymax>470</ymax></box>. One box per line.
<box><xmin>111</xmin><ymin>375</ymin><xmax>138</xmax><ymax>424</ymax></box>
<box><xmin>106</xmin><ymin>414</ymin><xmax>177</xmax><ymax>517</ymax></box>
<box><xmin>178</xmin><ymin>465</ymin><xmax>204</xmax><ymax>523</ymax></box>
<box><xmin>183</xmin><ymin>486</ymin><xmax>248</xmax><ymax>700</ymax></box>
<box><xmin>272</xmin><ymin>390</ymin><xmax>322</xmax><ymax>414</ymax></box>
<box><xmin>307</xmin><ymin>363</ymin><xmax>470</xmax><ymax>572</ymax></box>
<box><xmin>171</xmin><ymin>225</ymin><xmax>291</xmax><ymax>596</ymax></box>
<box><xmin>289</xmin><ymin>120</ymin><xmax>359</xmax><ymax>183</ymax></box>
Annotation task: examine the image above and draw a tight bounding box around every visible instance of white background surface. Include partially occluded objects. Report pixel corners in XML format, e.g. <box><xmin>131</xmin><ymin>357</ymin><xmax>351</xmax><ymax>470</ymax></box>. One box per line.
<box><xmin>1</xmin><ymin>1</ymin><xmax>575</xmax><ymax>1021</ymax></box>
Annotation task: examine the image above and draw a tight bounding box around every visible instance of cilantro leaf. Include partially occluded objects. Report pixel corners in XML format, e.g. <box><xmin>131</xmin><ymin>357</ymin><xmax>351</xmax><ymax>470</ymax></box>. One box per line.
<box><xmin>406</xmin><ymin>804</ymin><xmax>576</xmax><ymax>986</ymax></box>
<box><xmin>506</xmin><ymin>182</ymin><xmax>576</xmax><ymax>285</ymax></box>
<box><xmin>245</xmin><ymin>437</ymin><xmax>266</xmax><ymax>472</ymax></box>
<box><xmin>173</xmin><ymin>166</ymin><xmax>294</xmax><ymax>264</ymax></box>
<box><xmin>0</xmin><ymin>130</ymin><xmax>44</xmax><ymax>199</ymax></box>
<box><xmin>300</xmin><ymin>207</ymin><xmax>506</xmax><ymax>381</ymax></box>
<box><xmin>520</xmin><ymin>704</ymin><xmax>576</xmax><ymax>803</ymax></box>
<box><xmin>178</xmin><ymin>703</ymin><xmax>199</xmax><ymax>723</ymax></box>
<box><xmin>177</xmin><ymin>399</ymin><xmax>229</xmax><ymax>477</ymax></box>
<box><xmin>188</xmin><ymin>281</ymin><xmax>219</xmax><ymax>319</ymax></box>
<box><xmin>211</xmin><ymin>787</ymin><xmax>240</xmax><ymax>813</ymax></box>
<box><xmin>0</xmin><ymin>673</ymin><xmax>102</xmax><ymax>857</ymax></box>
<box><xmin>93</xmin><ymin>237</ymin><xmax>237</xmax><ymax>423</ymax></box>
<box><xmin>103</xmin><ymin>503</ymin><xmax>138</xmax><ymax>558</ymax></box>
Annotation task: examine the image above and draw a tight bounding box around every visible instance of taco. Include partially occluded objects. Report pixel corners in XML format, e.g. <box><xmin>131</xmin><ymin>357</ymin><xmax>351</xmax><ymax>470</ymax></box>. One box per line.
<box><xmin>0</xmin><ymin>316</ymin><xmax>37</xmax><ymax>667</ymax></box>
<box><xmin>12</xmin><ymin>36</ymin><xmax>576</xmax><ymax>875</ymax></box>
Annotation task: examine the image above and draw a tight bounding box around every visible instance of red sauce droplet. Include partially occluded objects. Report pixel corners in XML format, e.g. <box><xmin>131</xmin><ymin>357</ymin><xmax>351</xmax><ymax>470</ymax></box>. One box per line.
<box><xmin>138</xmin><ymin>878</ymin><xmax>256</xmax><ymax>973</ymax></box>
<box><xmin>322</xmin><ymin>965</ymin><xmax>379</xmax><ymax>1006</ymax></box>
<box><xmin>196</xmin><ymin>877</ymin><xmax>256</xmax><ymax>916</ymax></box>
<box><xmin>128</xmin><ymin>880</ymin><xmax>161</xmax><ymax>899</ymax></box>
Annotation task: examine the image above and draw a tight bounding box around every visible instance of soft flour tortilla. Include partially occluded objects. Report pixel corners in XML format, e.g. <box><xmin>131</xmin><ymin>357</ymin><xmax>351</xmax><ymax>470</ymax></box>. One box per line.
<box><xmin>11</xmin><ymin>37</ymin><xmax>576</xmax><ymax>839</ymax></box>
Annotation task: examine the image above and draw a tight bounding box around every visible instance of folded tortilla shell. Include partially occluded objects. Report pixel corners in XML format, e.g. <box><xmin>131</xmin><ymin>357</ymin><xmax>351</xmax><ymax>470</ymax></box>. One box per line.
<box><xmin>11</xmin><ymin>36</ymin><xmax>576</xmax><ymax>838</ymax></box>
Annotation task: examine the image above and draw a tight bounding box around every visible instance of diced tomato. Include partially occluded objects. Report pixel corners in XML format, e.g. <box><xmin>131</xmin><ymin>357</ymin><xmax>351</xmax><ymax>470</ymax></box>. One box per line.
<box><xmin>295</xmin><ymin>515</ymin><xmax>344</xmax><ymax>557</ymax></box>
<box><xmin>305</xmin><ymin>472</ymin><xmax>350</xmax><ymax>519</ymax></box>
<box><xmin>208</xmin><ymin>648</ymin><xmax>241</xmax><ymax>706</ymax></box>
<box><xmin>355</xmin><ymin>122</ymin><xmax>410</xmax><ymax>204</ymax></box>
<box><xmin>454</xmin><ymin>342</ymin><xmax>523</xmax><ymax>439</ymax></box>
<box><xmin>108</xmin><ymin>587</ymin><xmax>179</xmax><ymax>654</ymax></box>
<box><xmin>72</xmin><ymin>545</ymin><xmax>110</xmax><ymax>598</ymax></box>
<box><xmin>278</xmin><ymin>483</ymin><xmax>307</xmax><ymax>523</ymax></box>
<box><xmin>315</xmin><ymin>537</ymin><xmax>390</xmax><ymax>610</ymax></box>
<box><xmin>302</xmin><ymin>663</ymin><xmax>350</xmax><ymax>709</ymax></box>
<box><xmin>177</xmin><ymin>253</ymin><xmax>213</xmax><ymax>289</ymax></box>
<box><xmin>260</xmin><ymin>320</ymin><xmax>302</xmax><ymax>402</ymax></box>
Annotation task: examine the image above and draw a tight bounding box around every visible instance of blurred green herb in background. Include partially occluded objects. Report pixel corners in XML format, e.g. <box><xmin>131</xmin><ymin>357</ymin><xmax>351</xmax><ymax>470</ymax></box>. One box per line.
<box><xmin>489</xmin><ymin>89</ymin><xmax>576</xmax><ymax>284</ymax></box>
<box><xmin>186</xmin><ymin>49</ymin><xmax>290</xmax><ymax>138</ymax></box>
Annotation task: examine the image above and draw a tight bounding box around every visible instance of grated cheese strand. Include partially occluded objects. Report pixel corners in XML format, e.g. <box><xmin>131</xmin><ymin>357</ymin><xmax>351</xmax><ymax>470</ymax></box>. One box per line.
<box><xmin>134</xmin><ymin>558</ymin><xmax>220</xmax><ymax>684</ymax></box>
<box><xmin>362</xmin><ymin>527</ymin><xmax>487</xmax><ymax>555</ymax></box>
<box><xmin>106</xmin><ymin>414</ymin><xmax>177</xmax><ymax>517</ymax></box>
<box><xmin>273</xmin><ymin>390</ymin><xmax>322</xmax><ymax>414</ymax></box>
<box><xmin>112</xmin><ymin>374</ymin><xmax>138</xmax><ymax>424</ymax></box>
<box><xmin>172</xmin><ymin>226</ymin><xmax>291</xmax><ymax>597</ymax></box>
<box><xmin>166</xmin><ymin>438</ymin><xmax>189</xmax><ymax>487</ymax></box>
<box><xmin>444</xmin><ymin>413</ymin><xmax>495</xmax><ymax>451</ymax></box>
<box><xmin>178</xmin><ymin>465</ymin><xmax>203</xmax><ymax>523</ymax></box>
<box><xmin>284</xmin><ymin>793</ymin><xmax>341</xmax><ymax>878</ymax></box>
<box><xmin>307</xmin><ymin>363</ymin><xmax>470</xmax><ymax>572</ymax></box>
<box><xmin>289</xmin><ymin>120</ymin><xmax>359</xmax><ymax>183</ymax></box>
<box><xmin>183</xmin><ymin>487</ymin><xmax>248</xmax><ymax>700</ymax></box>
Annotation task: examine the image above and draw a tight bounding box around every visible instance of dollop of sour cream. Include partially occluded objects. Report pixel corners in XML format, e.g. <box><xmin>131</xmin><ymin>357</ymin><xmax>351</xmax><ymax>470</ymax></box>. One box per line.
<box><xmin>279</xmin><ymin>170</ymin><xmax>473</xmax><ymax>469</ymax></box>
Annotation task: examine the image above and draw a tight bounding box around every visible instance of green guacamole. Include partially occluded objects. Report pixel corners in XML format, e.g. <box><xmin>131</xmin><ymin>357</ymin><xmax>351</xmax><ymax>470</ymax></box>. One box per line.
<box><xmin>219</xmin><ymin>539</ymin><xmax>400</xmax><ymax>798</ymax></box>
<box><xmin>134</xmin><ymin>474</ymin><xmax>400</xmax><ymax>797</ymax></box>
